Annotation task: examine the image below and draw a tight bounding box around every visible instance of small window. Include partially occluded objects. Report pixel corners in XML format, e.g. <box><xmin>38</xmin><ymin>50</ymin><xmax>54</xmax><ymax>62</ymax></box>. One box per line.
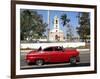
<box><xmin>56</xmin><ymin>20</ymin><xmax>58</xmax><ymax>24</ymax></box>
<box><xmin>56</xmin><ymin>25</ymin><xmax>58</xmax><ymax>28</ymax></box>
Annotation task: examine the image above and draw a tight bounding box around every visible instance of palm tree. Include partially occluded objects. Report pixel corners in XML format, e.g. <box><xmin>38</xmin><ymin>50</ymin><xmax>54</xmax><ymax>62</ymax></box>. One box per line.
<box><xmin>61</xmin><ymin>14</ymin><xmax>73</xmax><ymax>41</ymax></box>
<box><xmin>61</xmin><ymin>14</ymin><xmax>70</xmax><ymax>26</ymax></box>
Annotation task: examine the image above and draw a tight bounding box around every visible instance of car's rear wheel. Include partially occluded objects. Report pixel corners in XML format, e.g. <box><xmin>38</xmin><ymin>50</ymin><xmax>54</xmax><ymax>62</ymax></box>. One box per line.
<box><xmin>70</xmin><ymin>57</ymin><xmax>76</xmax><ymax>65</ymax></box>
<box><xmin>35</xmin><ymin>59</ymin><xmax>44</xmax><ymax>66</ymax></box>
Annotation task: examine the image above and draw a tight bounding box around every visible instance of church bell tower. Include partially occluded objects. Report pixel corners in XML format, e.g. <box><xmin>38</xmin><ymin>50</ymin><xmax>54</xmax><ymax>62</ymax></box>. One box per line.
<box><xmin>49</xmin><ymin>16</ymin><xmax>64</xmax><ymax>41</ymax></box>
<box><xmin>54</xmin><ymin>16</ymin><xmax>60</xmax><ymax>32</ymax></box>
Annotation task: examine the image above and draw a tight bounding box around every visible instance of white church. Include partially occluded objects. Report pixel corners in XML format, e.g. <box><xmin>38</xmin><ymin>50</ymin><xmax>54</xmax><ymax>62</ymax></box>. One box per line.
<box><xmin>49</xmin><ymin>16</ymin><xmax>65</xmax><ymax>41</ymax></box>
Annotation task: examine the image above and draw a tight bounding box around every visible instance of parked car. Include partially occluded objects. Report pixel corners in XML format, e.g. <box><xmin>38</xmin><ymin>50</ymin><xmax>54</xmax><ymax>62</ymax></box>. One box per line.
<box><xmin>25</xmin><ymin>46</ymin><xmax>80</xmax><ymax>66</ymax></box>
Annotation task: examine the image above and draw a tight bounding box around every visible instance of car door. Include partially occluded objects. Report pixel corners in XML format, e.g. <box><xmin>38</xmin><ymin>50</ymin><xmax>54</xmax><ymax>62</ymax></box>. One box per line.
<box><xmin>54</xmin><ymin>46</ymin><xmax>67</xmax><ymax>62</ymax></box>
<box><xmin>43</xmin><ymin>47</ymin><xmax>57</xmax><ymax>63</ymax></box>
<box><xmin>48</xmin><ymin>47</ymin><xmax>60</xmax><ymax>63</ymax></box>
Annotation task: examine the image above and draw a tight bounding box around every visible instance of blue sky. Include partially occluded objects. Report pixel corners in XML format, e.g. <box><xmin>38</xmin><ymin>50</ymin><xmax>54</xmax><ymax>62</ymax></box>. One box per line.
<box><xmin>36</xmin><ymin>9</ymin><xmax>79</xmax><ymax>37</ymax></box>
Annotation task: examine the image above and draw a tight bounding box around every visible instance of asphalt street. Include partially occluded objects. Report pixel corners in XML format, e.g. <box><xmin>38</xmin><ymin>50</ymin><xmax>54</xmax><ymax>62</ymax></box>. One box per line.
<box><xmin>20</xmin><ymin>50</ymin><xmax>90</xmax><ymax>69</ymax></box>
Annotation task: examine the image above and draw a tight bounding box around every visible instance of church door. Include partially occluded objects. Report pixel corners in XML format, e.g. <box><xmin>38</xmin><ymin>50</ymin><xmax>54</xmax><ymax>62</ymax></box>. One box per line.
<box><xmin>55</xmin><ymin>35</ymin><xmax>60</xmax><ymax>41</ymax></box>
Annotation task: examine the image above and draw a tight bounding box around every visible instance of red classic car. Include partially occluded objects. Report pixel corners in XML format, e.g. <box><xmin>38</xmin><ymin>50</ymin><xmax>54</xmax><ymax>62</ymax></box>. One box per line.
<box><xmin>25</xmin><ymin>46</ymin><xmax>80</xmax><ymax>66</ymax></box>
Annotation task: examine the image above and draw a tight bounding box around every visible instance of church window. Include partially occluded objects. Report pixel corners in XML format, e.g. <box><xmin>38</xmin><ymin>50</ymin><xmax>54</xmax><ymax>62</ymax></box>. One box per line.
<box><xmin>56</xmin><ymin>20</ymin><xmax>58</xmax><ymax>24</ymax></box>
<box><xmin>56</xmin><ymin>25</ymin><xmax>58</xmax><ymax>28</ymax></box>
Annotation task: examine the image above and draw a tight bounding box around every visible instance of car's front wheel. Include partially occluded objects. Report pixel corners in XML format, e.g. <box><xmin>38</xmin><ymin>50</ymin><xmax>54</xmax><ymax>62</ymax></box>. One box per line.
<box><xmin>70</xmin><ymin>57</ymin><xmax>77</xmax><ymax>65</ymax></box>
<box><xmin>35</xmin><ymin>59</ymin><xmax>44</xmax><ymax>66</ymax></box>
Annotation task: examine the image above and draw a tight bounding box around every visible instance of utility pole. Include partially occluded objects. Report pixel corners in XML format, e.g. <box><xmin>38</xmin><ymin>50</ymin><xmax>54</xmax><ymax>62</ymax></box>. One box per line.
<box><xmin>47</xmin><ymin>10</ymin><xmax>50</xmax><ymax>41</ymax></box>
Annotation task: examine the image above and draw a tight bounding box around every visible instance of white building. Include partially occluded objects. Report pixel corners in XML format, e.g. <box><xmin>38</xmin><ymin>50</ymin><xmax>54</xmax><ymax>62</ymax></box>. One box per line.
<box><xmin>49</xmin><ymin>16</ymin><xmax>65</xmax><ymax>41</ymax></box>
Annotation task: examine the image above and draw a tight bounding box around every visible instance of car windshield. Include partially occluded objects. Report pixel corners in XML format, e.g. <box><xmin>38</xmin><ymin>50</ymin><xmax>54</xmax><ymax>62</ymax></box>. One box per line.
<box><xmin>37</xmin><ymin>46</ymin><xmax>42</xmax><ymax>51</ymax></box>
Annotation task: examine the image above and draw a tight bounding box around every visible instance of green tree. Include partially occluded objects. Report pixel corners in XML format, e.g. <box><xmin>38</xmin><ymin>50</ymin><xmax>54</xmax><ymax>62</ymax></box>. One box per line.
<box><xmin>76</xmin><ymin>12</ymin><xmax>90</xmax><ymax>42</ymax></box>
<box><xmin>61</xmin><ymin>14</ymin><xmax>73</xmax><ymax>41</ymax></box>
<box><xmin>20</xmin><ymin>9</ymin><xmax>47</xmax><ymax>40</ymax></box>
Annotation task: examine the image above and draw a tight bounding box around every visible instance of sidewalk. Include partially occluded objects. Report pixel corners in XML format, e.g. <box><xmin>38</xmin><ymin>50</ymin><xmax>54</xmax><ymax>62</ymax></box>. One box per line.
<box><xmin>77</xmin><ymin>49</ymin><xmax>90</xmax><ymax>51</ymax></box>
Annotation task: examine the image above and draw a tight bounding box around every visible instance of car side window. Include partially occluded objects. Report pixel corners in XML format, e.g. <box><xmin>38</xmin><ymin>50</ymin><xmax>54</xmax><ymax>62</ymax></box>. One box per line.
<box><xmin>43</xmin><ymin>47</ymin><xmax>53</xmax><ymax>51</ymax></box>
<box><xmin>55</xmin><ymin>46</ymin><xmax>63</xmax><ymax>51</ymax></box>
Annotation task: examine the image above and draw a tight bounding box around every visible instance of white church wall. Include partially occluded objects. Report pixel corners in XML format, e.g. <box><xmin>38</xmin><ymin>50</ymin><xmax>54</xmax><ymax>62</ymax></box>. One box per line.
<box><xmin>21</xmin><ymin>42</ymin><xmax>85</xmax><ymax>49</ymax></box>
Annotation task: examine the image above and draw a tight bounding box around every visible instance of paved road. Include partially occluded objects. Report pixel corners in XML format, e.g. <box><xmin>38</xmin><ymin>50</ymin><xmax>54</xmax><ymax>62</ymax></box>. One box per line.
<box><xmin>20</xmin><ymin>50</ymin><xmax>90</xmax><ymax>69</ymax></box>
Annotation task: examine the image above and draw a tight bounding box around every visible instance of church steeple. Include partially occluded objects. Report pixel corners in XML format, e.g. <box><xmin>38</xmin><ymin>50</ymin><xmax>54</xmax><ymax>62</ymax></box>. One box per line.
<box><xmin>49</xmin><ymin>16</ymin><xmax>64</xmax><ymax>41</ymax></box>
<box><xmin>54</xmin><ymin>16</ymin><xmax>60</xmax><ymax>31</ymax></box>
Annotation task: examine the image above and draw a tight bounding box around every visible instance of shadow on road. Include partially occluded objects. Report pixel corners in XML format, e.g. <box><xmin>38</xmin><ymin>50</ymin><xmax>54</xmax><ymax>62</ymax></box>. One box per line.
<box><xmin>21</xmin><ymin>63</ymin><xmax>90</xmax><ymax>70</ymax></box>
